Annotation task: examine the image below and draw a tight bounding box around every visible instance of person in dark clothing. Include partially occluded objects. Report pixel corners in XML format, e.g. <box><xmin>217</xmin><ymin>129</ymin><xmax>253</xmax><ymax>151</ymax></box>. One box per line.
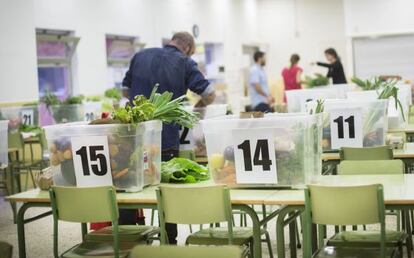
<box><xmin>316</xmin><ymin>48</ymin><xmax>347</xmax><ymax>84</ymax></box>
<box><xmin>121</xmin><ymin>32</ymin><xmax>215</xmax><ymax>244</ymax></box>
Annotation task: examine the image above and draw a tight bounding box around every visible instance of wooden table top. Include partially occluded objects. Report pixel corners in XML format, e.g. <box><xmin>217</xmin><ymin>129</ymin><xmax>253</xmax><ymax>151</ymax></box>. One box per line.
<box><xmin>321</xmin><ymin>143</ymin><xmax>414</xmax><ymax>161</ymax></box>
<box><xmin>7</xmin><ymin>175</ymin><xmax>414</xmax><ymax>207</ymax></box>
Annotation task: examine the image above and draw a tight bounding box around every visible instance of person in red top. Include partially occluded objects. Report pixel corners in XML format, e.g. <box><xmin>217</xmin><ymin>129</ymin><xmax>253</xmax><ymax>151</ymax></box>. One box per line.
<box><xmin>282</xmin><ymin>54</ymin><xmax>302</xmax><ymax>103</ymax></box>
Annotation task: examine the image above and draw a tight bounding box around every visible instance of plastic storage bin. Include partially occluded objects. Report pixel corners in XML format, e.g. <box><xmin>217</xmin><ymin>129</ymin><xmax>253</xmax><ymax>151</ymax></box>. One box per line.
<box><xmin>286</xmin><ymin>87</ymin><xmax>342</xmax><ymax>112</ymax></box>
<box><xmin>83</xmin><ymin>102</ymin><xmax>103</xmax><ymax>122</ymax></box>
<box><xmin>0</xmin><ymin>105</ymin><xmax>39</xmax><ymax>131</ymax></box>
<box><xmin>346</xmin><ymin>90</ymin><xmax>409</xmax><ymax>129</ymax></box>
<box><xmin>44</xmin><ymin>120</ymin><xmax>162</xmax><ymax>192</ymax></box>
<box><xmin>180</xmin><ymin>104</ymin><xmax>227</xmax><ymax>157</ymax></box>
<box><xmin>0</xmin><ymin>120</ymin><xmax>8</xmax><ymax>168</ymax></box>
<box><xmin>314</xmin><ymin>99</ymin><xmax>388</xmax><ymax>151</ymax></box>
<box><xmin>201</xmin><ymin>113</ymin><xmax>322</xmax><ymax>186</ymax></box>
<box><xmin>49</xmin><ymin>104</ymin><xmax>85</xmax><ymax>124</ymax></box>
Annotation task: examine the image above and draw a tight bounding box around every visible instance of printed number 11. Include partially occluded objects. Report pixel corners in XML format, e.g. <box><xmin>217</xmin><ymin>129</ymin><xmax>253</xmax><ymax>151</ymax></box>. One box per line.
<box><xmin>333</xmin><ymin>115</ymin><xmax>355</xmax><ymax>139</ymax></box>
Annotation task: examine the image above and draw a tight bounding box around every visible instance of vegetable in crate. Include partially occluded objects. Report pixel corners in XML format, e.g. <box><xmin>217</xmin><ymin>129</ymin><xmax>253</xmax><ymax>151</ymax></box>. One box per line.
<box><xmin>161</xmin><ymin>158</ymin><xmax>209</xmax><ymax>183</ymax></box>
<box><xmin>303</xmin><ymin>74</ymin><xmax>329</xmax><ymax>88</ymax></box>
<box><xmin>104</xmin><ymin>87</ymin><xmax>122</xmax><ymax>101</ymax></box>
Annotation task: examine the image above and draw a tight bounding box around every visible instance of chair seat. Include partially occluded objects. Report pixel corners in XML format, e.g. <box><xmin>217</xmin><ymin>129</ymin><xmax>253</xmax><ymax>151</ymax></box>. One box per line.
<box><xmin>186</xmin><ymin>227</ymin><xmax>267</xmax><ymax>246</ymax></box>
<box><xmin>314</xmin><ymin>246</ymin><xmax>399</xmax><ymax>258</ymax></box>
<box><xmin>328</xmin><ymin>230</ymin><xmax>406</xmax><ymax>246</ymax></box>
<box><xmin>85</xmin><ymin>225</ymin><xmax>159</xmax><ymax>242</ymax></box>
<box><xmin>61</xmin><ymin>241</ymin><xmax>136</xmax><ymax>258</ymax></box>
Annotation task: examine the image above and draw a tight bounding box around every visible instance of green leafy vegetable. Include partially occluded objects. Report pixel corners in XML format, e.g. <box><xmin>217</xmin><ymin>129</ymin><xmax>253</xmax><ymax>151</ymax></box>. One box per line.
<box><xmin>19</xmin><ymin>124</ymin><xmax>42</xmax><ymax>134</ymax></box>
<box><xmin>63</xmin><ymin>95</ymin><xmax>84</xmax><ymax>105</ymax></box>
<box><xmin>112</xmin><ymin>84</ymin><xmax>199</xmax><ymax>128</ymax></box>
<box><xmin>105</xmin><ymin>88</ymin><xmax>122</xmax><ymax>101</ymax></box>
<box><xmin>161</xmin><ymin>158</ymin><xmax>209</xmax><ymax>183</ymax></box>
<box><xmin>40</xmin><ymin>90</ymin><xmax>61</xmax><ymax>108</ymax></box>
<box><xmin>304</xmin><ymin>74</ymin><xmax>329</xmax><ymax>88</ymax></box>
<box><xmin>86</xmin><ymin>95</ymin><xmax>102</xmax><ymax>102</ymax></box>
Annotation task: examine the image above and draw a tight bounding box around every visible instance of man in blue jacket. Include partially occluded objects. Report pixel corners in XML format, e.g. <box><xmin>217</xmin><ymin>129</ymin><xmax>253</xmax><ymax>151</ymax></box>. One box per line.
<box><xmin>122</xmin><ymin>31</ymin><xmax>215</xmax><ymax>244</ymax></box>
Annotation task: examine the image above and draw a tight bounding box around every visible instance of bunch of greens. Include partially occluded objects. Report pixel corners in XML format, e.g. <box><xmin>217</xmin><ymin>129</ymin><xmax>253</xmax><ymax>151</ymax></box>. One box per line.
<box><xmin>304</xmin><ymin>74</ymin><xmax>329</xmax><ymax>88</ymax></box>
<box><xmin>112</xmin><ymin>85</ymin><xmax>199</xmax><ymax>128</ymax></box>
<box><xmin>19</xmin><ymin>124</ymin><xmax>42</xmax><ymax>135</ymax></box>
<box><xmin>161</xmin><ymin>158</ymin><xmax>209</xmax><ymax>183</ymax></box>
<box><xmin>352</xmin><ymin>76</ymin><xmax>405</xmax><ymax>124</ymax></box>
<box><xmin>86</xmin><ymin>95</ymin><xmax>102</xmax><ymax>102</ymax></box>
<box><xmin>40</xmin><ymin>90</ymin><xmax>61</xmax><ymax>108</ymax></box>
<box><xmin>351</xmin><ymin>77</ymin><xmax>383</xmax><ymax>91</ymax></box>
<box><xmin>63</xmin><ymin>95</ymin><xmax>84</xmax><ymax>105</ymax></box>
<box><xmin>105</xmin><ymin>88</ymin><xmax>122</xmax><ymax>101</ymax></box>
<box><xmin>308</xmin><ymin>100</ymin><xmax>324</xmax><ymax>115</ymax></box>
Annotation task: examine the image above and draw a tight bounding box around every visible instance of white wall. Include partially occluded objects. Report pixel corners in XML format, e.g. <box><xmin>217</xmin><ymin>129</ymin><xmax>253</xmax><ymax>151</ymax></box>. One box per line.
<box><xmin>343</xmin><ymin>0</ymin><xmax>414</xmax><ymax>75</ymax></box>
<box><xmin>0</xmin><ymin>0</ymin><xmax>38</xmax><ymax>103</ymax></box>
<box><xmin>258</xmin><ymin>0</ymin><xmax>347</xmax><ymax>82</ymax></box>
<box><xmin>0</xmin><ymin>0</ymin><xmax>347</xmax><ymax>106</ymax></box>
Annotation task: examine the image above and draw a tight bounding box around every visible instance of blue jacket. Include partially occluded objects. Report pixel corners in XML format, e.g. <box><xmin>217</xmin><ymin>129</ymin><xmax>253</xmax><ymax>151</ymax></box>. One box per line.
<box><xmin>123</xmin><ymin>45</ymin><xmax>212</xmax><ymax>150</ymax></box>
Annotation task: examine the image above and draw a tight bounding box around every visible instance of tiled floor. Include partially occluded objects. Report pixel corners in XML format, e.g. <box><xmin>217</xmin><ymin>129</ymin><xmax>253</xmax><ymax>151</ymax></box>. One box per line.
<box><xmin>0</xmin><ymin>190</ymin><xmax>409</xmax><ymax>258</ymax></box>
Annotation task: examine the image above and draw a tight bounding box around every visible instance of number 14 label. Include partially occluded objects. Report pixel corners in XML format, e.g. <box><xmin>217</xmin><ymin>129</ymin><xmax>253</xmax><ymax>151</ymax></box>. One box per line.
<box><xmin>232</xmin><ymin>129</ymin><xmax>277</xmax><ymax>184</ymax></box>
<box><xmin>329</xmin><ymin>108</ymin><xmax>363</xmax><ymax>149</ymax></box>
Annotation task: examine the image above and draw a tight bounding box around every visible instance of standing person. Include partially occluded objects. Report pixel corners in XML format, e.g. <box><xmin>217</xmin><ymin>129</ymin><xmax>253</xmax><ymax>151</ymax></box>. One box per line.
<box><xmin>122</xmin><ymin>31</ymin><xmax>215</xmax><ymax>244</ymax></box>
<box><xmin>282</xmin><ymin>54</ymin><xmax>302</xmax><ymax>103</ymax></box>
<box><xmin>315</xmin><ymin>48</ymin><xmax>347</xmax><ymax>84</ymax></box>
<box><xmin>248</xmin><ymin>51</ymin><xmax>274</xmax><ymax>112</ymax></box>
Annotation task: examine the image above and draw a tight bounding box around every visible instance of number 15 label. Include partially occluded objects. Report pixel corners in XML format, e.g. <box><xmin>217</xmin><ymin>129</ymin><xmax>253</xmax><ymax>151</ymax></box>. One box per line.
<box><xmin>71</xmin><ymin>136</ymin><xmax>113</xmax><ymax>187</ymax></box>
<box><xmin>329</xmin><ymin>108</ymin><xmax>363</xmax><ymax>149</ymax></box>
<box><xmin>232</xmin><ymin>129</ymin><xmax>277</xmax><ymax>184</ymax></box>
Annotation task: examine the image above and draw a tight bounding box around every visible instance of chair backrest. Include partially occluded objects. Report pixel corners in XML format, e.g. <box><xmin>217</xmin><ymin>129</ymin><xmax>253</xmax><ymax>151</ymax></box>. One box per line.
<box><xmin>338</xmin><ymin>160</ymin><xmax>404</xmax><ymax>175</ymax></box>
<box><xmin>129</xmin><ymin>245</ymin><xmax>243</xmax><ymax>258</ymax></box>
<box><xmin>49</xmin><ymin>186</ymin><xmax>118</xmax><ymax>223</ymax></box>
<box><xmin>339</xmin><ymin>146</ymin><xmax>393</xmax><ymax>161</ymax></box>
<box><xmin>8</xmin><ymin>132</ymin><xmax>24</xmax><ymax>150</ymax></box>
<box><xmin>50</xmin><ymin>186</ymin><xmax>120</xmax><ymax>258</ymax></box>
<box><xmin>156</xmin><ymin>185</ymin><xmax>233</xmax><ymax>244</ymax></box>
<box><xmin>305</xmin><ymin>184</ymin><xmax>384</xmax><ymax>226</ymax></box>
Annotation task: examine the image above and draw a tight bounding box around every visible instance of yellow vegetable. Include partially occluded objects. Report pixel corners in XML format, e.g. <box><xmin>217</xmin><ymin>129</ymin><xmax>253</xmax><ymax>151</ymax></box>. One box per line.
<box><xmin>209</xmin><ymin>154</ymin><xmax>225</xmax><ymax>170</ymax></box>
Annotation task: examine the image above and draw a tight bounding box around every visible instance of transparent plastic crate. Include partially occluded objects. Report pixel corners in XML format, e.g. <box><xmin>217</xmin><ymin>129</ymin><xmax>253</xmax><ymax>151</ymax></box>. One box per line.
<box><xmin>180</xmin><ymin>104</ymin><xmax>227</xmax><ymax>157</ymax></box>
<box><xmin>49</xmin><ymin>104</ymin><xmax>85</xmax><ymax>124</ymax></box>
<box><xmin>201</xmin><ymin>113</ymin><xmax>322</xmax><ymax>187</ymax></box>
<box><xmin>44</xmin><ymin>120</ymin><xmax>162</xmax><ymax>192</ymax></box>
<box><xmin>286</xmin><ymin>87</ymin><xmax>342</xmax><ymax>112</ymax></box>
<box><xmin>0</xmin><ymin>105</ymin><xmax>39</xmax><ymax>131</ymax></box>
<box><xmin>346</xmin><ymin>90</ymin><xmax>409</xmax><ymax>129</ymax></box>
<box><xmin>83</xmin><ymin>102</ymin><xmax>103</xmax><ymax>122</ymax></box>
<box><xmin>0</xmin><ymin>120</ymin><xmax>8</xmax><ymax>168</ymax></box>
<box><xmin>315</xmin><ymin>99</ymin><xmax>388</xmax><ymax>151</ymax></box>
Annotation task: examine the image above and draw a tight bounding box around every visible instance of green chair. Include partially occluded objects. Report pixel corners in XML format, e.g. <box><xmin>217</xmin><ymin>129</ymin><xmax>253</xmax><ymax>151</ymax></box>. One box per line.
<box><xmin>129</xmin><ymin>245</ymin><xmax>244</xmax><ymax>258</ymax></box>
<box><xmin>156</xmin><ymin>185</ymin><xmax>273</xmax><ymax>257</ymax></box>
<box><xmin>304</xmin><ymin>184</ymin><xmax>408</xmax><ymax>258</ymax></box>
<box><xmin>8</xmin><ymin>132</ymin><xmax>37</xmax><ymax>191</ymax></box>
<box><xmin>339</xmin><ymin>146</ymin><xmax>393</xmax><ymax>161</ymax></box>
<box><xmin>0</xmin><ymin>241</ymin><xmax>12</xmax><ymax>258</ymax></box>
<box><xmin>337</xmin><ymin>160</ymin><xmax>404</xmax><ymax>175</ymax></box>
<box><xmin>49</xmin><ymin>186</ymin><xmax>151</xmax><ymax>258</ymax></box>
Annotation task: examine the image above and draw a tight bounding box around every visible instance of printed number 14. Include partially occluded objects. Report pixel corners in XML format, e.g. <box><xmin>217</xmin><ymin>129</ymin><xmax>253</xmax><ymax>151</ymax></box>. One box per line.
<box><xmin>237</xmin><ymin>139</ymin><xmax>272</xmax><ymax>171</ymax></box>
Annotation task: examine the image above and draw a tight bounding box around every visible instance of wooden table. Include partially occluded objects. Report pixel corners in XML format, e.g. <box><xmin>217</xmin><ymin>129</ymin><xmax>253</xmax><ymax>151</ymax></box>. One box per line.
<box><xmin>6</xmin><ymin>182</ymin><xmax>281</xmax><ymax>258</ymax></box>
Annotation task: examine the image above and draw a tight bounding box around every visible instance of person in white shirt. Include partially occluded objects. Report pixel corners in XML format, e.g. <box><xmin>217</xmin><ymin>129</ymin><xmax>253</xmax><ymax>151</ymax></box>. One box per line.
<box><xmin>248</xmin><ymin>51</ymin><xmax>274</xmax><ymax>112</ymax></box>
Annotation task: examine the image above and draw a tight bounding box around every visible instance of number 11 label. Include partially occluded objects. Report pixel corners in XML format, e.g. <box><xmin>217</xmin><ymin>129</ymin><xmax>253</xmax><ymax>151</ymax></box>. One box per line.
<box><xmin>71</xmin><ymin>136</ymin><xmax>113</xmax><ymax>187</ymax></box>
<box><xmin>329</xmin><ymin>108</ymin><xmax>363</xmax><ymax>149</ymax></box>
<box><xmin>232</xmin><ymin>129</ymin><xmax>277</xmax><ymax>184</ymax></box>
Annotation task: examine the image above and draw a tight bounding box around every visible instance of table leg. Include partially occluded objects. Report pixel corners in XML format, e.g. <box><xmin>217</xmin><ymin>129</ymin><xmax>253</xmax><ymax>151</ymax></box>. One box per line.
<box><xmin>289</xmin><ymin>212</ymin><xmax>297</xmax><ymax>258</ymax></box>
<box><xmin>16</xmin><ymin>202</ymin><xmax>51</xmax><ymax>258</ymax></box>
<box><xmin>235</xmin><ymin>205</ymin><xmax>262</xmax><ymax>258</ymax></box>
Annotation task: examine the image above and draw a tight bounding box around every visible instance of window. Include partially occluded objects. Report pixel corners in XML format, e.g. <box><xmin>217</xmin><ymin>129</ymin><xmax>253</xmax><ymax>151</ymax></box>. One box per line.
<box><xmin>106</xmin><ymin>35</ymin><xmax>144</xmax><ymax>88</ymax></box>
<box><xmin>36</xmin><ymin>29</ymin><xmax>79</xmax><ymax>99</ymax></box>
